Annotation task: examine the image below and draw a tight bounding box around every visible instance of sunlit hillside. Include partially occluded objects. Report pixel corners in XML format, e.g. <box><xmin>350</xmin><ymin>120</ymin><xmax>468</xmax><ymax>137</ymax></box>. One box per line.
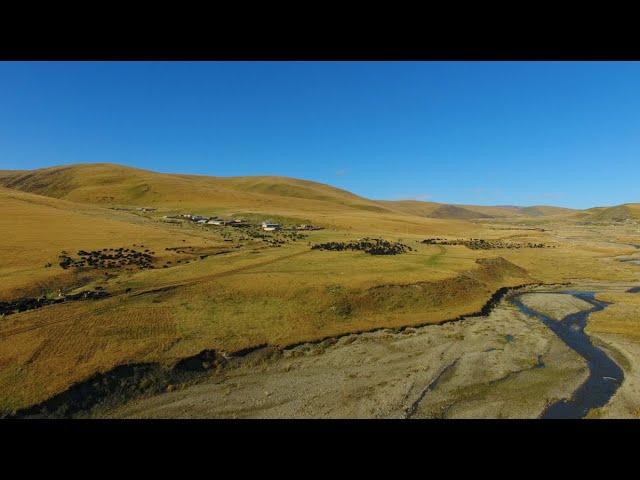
<box><xmin>0</xmin><ymin>163</ymin><xmax>479</xmax><ymax>235</ymax></box>
<box><xmin>585</xmin><ymin>204</ymin><xmax>640</xmax><ymax>223</ymax></box>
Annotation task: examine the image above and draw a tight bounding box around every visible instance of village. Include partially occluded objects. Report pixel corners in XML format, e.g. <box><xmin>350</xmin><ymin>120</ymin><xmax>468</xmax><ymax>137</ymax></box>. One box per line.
<box><xmin>161</xmin><ymin>213</ymin><xmax>323</xmax><ymax>232</ymax></box>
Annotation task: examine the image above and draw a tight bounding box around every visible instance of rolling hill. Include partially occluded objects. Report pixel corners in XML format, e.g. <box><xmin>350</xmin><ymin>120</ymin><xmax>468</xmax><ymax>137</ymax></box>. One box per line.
<box><xmin>583</xmin><ymin>204</ymin><xmax>640</xmax><ymax>223</ymax></box>
<box><xmin>377</xmin><ymin>200</ymin><xmax>491</xmax><ymax>219</ymax></box>
<box><xmin>0</xmin><ymin>163</ymin><xmax>481</xmax><ymax>241</ymax></box>
<box><xmin>0</xmin><ymin>163</ymin><xmax>613</xmax><ymax>226</ymax></box>
<box><xmin>456</xmin><ymin>204</ymin><xmax>577</xmax><ymax>218</ymax></box>
<box><xmin>379</xmin><ymin>200</ymin><xmax>577</xmax><ymax>220</ymax></box>
<box><xmin>0</xmin><ymin>163</ymin><xmax>394</xmax><ymax>214</ymax></box>
<box><xmin>0</xmin><ymin>164</ymin><xmax>504</xmax><ymax>235</ymax></box>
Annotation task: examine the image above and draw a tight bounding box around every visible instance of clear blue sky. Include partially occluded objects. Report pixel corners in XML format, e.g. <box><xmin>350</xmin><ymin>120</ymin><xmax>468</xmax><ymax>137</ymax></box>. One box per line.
<box><xmin>1</xmin><ymin>61</ymin><xmax>638</xmax><ymax>209</ymax></box>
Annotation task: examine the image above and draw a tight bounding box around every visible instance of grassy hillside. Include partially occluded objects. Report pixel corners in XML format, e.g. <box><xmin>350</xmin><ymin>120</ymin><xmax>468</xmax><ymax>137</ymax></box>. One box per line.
<box><xmin>428</xmin><ymin>204</ymin><xmax>492</xmax><ymax>219</ymax></box>
<box><xmin>0</xmin><ymin>163</ymin><xmax>391</xmax><ymax>213</ymax></box>
<box><xmin>0</xmin><ymin>180</ymin><xmax>538</xmax><ymax>411</ymax></box>
<box><xmin>0</xmin><ymin>164</ymin><xmax>481</xmax><ymax>235</ymax></box>
<box><xmin>519</xmin><ymin>206</ymin><xmax>577</xmax><ymax>217</ymax></box>
<box><xmin>2</xmin><ymin>162</ymin><xmax>639</xmax><ymax>413</ymax></box>
<box><xmin>381</xmin><ymin>200</ymin><xmax>577</xmax><ymax>220</ymax></box>
<box><xmin>585</xmin><ymin>204</ymin><xmax>640</xmax><ymax>223</ymax></box>
<box><xmin>0</xmin><ymin>164</ymin><xmax>579</xmax><ymax>225</ymax></box>
<box><xmin>380</xmin><ymin>200</ymin><xmax>491</xmax><ymax>219</ymax></box>
<box><xmin>376</xmin><ymin>200</ymin><xmax>443</xmax><ymax>217</ymax></box>
<box><xmin>460</xmin><ymin>204</ymin><xmax>576</xmax><ymax>218</ymax></box>
<box><xmin>0</xmin><ymin>186</ymin><xmax>215</xmax><ymax>300</ymax></box>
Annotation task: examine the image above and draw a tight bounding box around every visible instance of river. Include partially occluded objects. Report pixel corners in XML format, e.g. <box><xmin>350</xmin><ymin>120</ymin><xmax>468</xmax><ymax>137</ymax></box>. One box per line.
<box><xmin>511</xmin><ymin>291</ymin><xmax>624</xmax><ymax>419</ymax></box>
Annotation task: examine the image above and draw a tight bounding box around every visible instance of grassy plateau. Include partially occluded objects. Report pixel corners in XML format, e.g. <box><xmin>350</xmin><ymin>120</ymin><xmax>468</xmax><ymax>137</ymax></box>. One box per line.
<box><xmin>1</xmin><ymin>163</ymin><xmax>639</xmax><ymax>415</ymax></box>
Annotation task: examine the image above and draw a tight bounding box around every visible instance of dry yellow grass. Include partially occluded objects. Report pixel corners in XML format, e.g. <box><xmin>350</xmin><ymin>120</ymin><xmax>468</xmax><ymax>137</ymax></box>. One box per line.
<box><xmin>0</xmin><ymin>247</ymin><xmax>531</xmax><ymax>411</ymax></box>
<box><xmin>0</xmin><ymin>164</ymin><xmax>501</xmax><ymax>235</ymax></box>
<box><xmin>1</xmin><ymin>163</ymin><xmax>639</xmax><ymax>413</ymax></box>
<box><xmin>0</xmin><ymin>186</ymin><xmax>223</xmax><ymax>299</ymax></box>
<box><xmin>586</xmin><ymin>204</ymin><xmax>640</xmax><ymax>223</ymax></box>
<box><xmin>589</xmin><ymin>291</ymin><xmax>640</xmax><ymax>339</ymax></box>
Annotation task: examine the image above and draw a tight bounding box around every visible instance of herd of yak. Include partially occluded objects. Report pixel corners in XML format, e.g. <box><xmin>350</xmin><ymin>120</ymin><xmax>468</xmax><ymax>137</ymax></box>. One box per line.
<box><xmin>422</xmin><ymin>238</ymin><xmax>553</xmax><ymax>250</ymax></box>
<box><xmin>0</xmin><ymin>290</ymin><xmax>109</xmax><ymax>316</ymax></box>
<box><xmin>311</xmin><ymin>236</ymin><xmax>553</xmax><ymax>255</ymax></box>
<box><xmin>311</xmin><ymin>238</ymin><xmax>412</xmax><ymax>255</ymax></box>
<box><xmin>58</xmin><ymin>247</ymin><xmax>156</xmax><ymax>270</ymax></box>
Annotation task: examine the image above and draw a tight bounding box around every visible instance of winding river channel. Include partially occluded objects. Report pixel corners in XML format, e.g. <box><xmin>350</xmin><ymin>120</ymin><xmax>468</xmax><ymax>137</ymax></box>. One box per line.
<box><xmin>511</xmin><ymin>291</ymin><xmax>624</xmax><ymax>419</ymax></box>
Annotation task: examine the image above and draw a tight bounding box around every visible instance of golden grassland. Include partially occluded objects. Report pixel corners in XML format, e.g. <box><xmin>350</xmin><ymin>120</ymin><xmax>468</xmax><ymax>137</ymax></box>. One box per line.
<box><xmin>1</xmin><ymin>164</ymin><xmax>639</xmax><ymax>412</ymax></box>
<box><xmin>0</xmin><ymin>187</ymin><xmax>229</xmax><ymax>300</ymax></box>
<box><xmin>587</xmin><ymin>203</ymin><xmax>640</xmax><ymax>223</ymax></box>
<box><xmin>590</xmin><ymin>291</ymin><xmax>640</xmax><ymax>339</ymax></box>
<box><xmin>0</xmin><ymin>163</ymin><xmax>413</xmax><ymax>217</ymax></box>
<box><xmin>0</xmin><ymin>164</ymin><xmax>482</xmax><ymax>235</ymax></box>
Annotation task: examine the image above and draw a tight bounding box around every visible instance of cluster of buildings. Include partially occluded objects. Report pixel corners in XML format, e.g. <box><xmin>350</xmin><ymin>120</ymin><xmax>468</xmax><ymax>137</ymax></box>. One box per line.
<box><xmin>161</xmin><ymin>213</ymin><xmax>323</xmax><ymax>232</ymax></box>
<box><xmin>162</xmin><ymin>213</ymin><xmax>287</xmax><ymax>231</ymax></box>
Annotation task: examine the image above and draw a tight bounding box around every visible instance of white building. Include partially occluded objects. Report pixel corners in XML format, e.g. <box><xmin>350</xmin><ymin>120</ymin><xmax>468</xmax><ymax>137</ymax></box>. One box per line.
<box><xmin>261</xmin><ymin>221</ymin><xmax>281</xmax><ymax>231</ymax></box>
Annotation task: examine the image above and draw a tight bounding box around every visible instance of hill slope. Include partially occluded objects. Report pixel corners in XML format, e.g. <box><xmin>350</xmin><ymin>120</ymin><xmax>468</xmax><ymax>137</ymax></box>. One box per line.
<box><xmin>381</xmin><ymin>200</ymin><xmax>576</xmax><ymax>219</ymax></box>
<box><xmin>0</xmin><ymin>185</ymin><xmax>198</xmax><ymax>299</ymax></box>
<box><xmin>378</xmin><ymin>200</ymin><xmax>491</xmax><ymax>219</ymax></box>
<box><xmin>0</xmin><ymin>163</ymin><xmax>582</xmax><ymax>225</ymax></box>
<box><xmin>458</xmin><ymin>204</ymin><xmax>576</xmax><ymax>218</ymax></box>
<box><xmin>0</xmin><ymin>163</ymin><xmax>480</xmax><ymax>236</ymax></box>
<box><xmin>585</xmin><ymin>204</ymin><xmax>640</xmax><ymax>222</ymax></box>
<box><xmin>428</xmin><ymin>204</ymin><xmax>493</xmax><ymax>219</ymax></box>
<box><xmin>0</xmin><ymin>163</ymin><xmax>393</xmax><ymax>214</ymax></box>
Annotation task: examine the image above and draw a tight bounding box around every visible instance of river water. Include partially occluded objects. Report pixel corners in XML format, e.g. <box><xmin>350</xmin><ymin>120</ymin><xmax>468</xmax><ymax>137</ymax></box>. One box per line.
<box><xmin>511</xmin><ymin>291</ymin><xmax>624</xmax><ymax>419</ymax></box>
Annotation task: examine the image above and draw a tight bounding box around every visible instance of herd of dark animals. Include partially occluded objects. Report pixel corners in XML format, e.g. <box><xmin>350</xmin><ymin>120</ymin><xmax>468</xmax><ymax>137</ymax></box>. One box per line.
<box><xmin>3</xmin><ymin>242</ymin><xmax>214</xmax><ymax>316</ymax></box>
<box><xmin>422</xmin><ymin>238</ymin><xmax>554</xmax><ymax>250</ymax></box>
<box><xmin>312</xmin><ymin>238</ymin><xmax>412</xmax><ymax>255</ymax></box>
<box><xmin>0</xmin><ymin>290</ymin><xmax>109</xmax><ymax>316</ymax></box>
<box><xmin>56</xmin><ymin>228</ymin><xmax>310</xmax><ymax>273</ymax></box>
<box><xmin>1</xmin><ymin>221</ymin><xmax>629</xmax><ymax>321</ymax></box>
<box><xmin>58</xmin><ymin>247</ymin><xmax>156</xmax><ymax>270</ymax></box>
<box><xmin>312</xmin><ymin>237</ymin><xmax>551</xmax><ymax>255</ymax></box>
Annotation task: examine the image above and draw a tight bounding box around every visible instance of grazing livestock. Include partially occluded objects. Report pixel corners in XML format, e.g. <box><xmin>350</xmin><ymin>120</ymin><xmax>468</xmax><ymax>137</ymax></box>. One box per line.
<box><xmin>311</xmin><ymin>238</ymin><xmax>411</xmax><ymax>255</ymax></box>
<box><xmin>58</xmin><ymin>247</ymin><xmax>156</xmax><ymax>270</ymax></box>
<box><xmin>421</xmin><ymin>238</ymin><xmax>553</xmax><ymax>250</ymax></box>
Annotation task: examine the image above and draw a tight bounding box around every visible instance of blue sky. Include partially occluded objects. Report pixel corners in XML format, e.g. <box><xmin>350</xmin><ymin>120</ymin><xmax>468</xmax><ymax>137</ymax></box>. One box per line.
<box><xmin>0</xmin><ymin>61</ymin><xmax>638</xmax><ymax>209</ymax></box>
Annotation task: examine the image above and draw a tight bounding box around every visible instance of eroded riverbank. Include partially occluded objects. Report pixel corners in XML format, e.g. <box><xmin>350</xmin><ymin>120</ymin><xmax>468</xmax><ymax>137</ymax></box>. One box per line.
<box><xmin>5</xmin><ymin>283</ymin><xmax>535</xmax><ymax>418</ymax></box>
